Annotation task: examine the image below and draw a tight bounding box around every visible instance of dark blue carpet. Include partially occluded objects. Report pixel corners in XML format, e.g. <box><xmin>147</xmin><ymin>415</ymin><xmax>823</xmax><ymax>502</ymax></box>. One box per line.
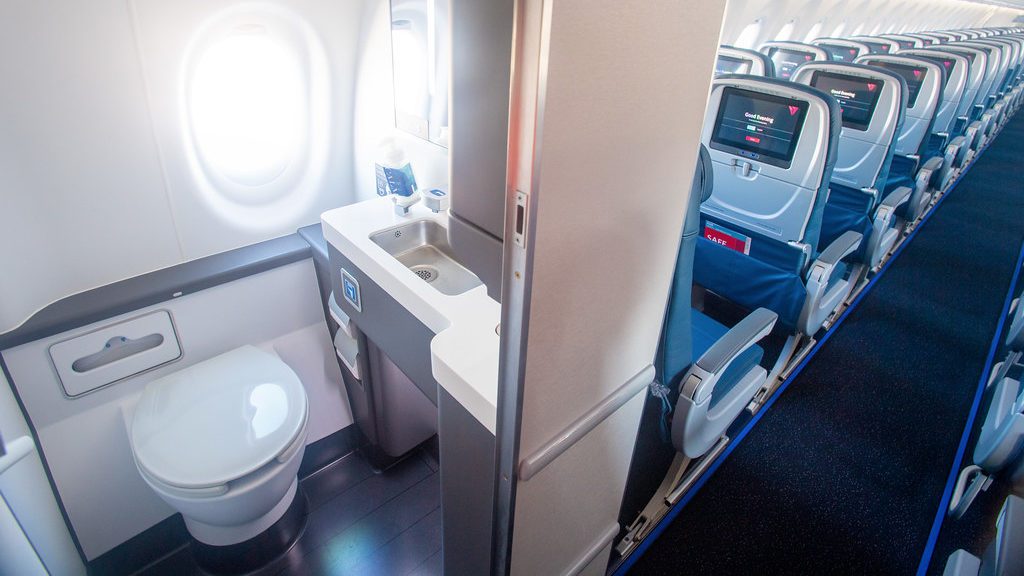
<box><xmin>627</xmin><ymin>113</ymin><xmax>1024</xmax><ymax>575</ymax></box>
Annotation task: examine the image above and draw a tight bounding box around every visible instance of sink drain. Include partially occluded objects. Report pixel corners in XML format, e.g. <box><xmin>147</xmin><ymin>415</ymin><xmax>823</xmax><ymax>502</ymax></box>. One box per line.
<box><xmin>411</xmin><ymin>265</ymin><xmax>439</xmax><ymax>283</ymax></box>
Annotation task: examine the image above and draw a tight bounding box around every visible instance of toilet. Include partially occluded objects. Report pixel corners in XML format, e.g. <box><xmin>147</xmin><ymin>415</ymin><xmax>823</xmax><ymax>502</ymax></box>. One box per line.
<box><xmin>129</xmin><ymin>345</ymin><xmax>309</xmax><ymax>558</ymax></box>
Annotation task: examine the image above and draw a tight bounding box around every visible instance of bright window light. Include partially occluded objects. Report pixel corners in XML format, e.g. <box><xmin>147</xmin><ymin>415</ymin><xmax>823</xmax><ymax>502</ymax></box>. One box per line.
<box><xmin>804</xmin><ymin>22</ymin><xmax>824</xmax><ymax>42</ymax></box>
<box><xmin>735</xmin><ymin>19</ymin><xmax>762</xmax><ymax>49</ymax></box>
<box><xmin>190</xmin><ymin>31</ymin><xmax>305</xmax><ymax>188</ymax></box>
<box><xmin>832</xmin><ymin>22</ymin><xmax>847</xmax><ymax>37</ymax></box>
<box><xmin>777</xmin><ymin>20</ymin><xmax>796</xmax><ymax>42</ymax></box>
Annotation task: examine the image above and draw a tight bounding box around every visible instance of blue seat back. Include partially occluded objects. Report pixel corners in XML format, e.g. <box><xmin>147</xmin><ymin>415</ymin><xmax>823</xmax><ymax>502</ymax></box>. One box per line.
<box><xmin>717</xmin><ymin>45</ymin><xmax>774</xmax><ymax>77</ymax></box>
<box><xmin>759</xmin><ymin>42</ymin><xmax>828</xmax><ymax>80</ymax></box>
<box><xmin>856</xmin><ymin>54</ymin><xmax>945</xmax><ymax>158</ymax></box>
<box><xmin>696</xmin><ymin>75</ymin><xmax>840</xmax><ymax>329</ymax></box>
<box><xmin>956</xmin><ymin>41</ymin><xmax>1003</xmax><ymax>105</ymax></box>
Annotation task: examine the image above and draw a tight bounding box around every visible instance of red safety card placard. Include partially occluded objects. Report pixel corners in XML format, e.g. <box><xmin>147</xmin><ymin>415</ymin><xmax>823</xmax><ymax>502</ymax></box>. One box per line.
<box><xmin>703</xmin><ymin>222</ymin><xmax>751</xmax><ymax>255</ymax></box>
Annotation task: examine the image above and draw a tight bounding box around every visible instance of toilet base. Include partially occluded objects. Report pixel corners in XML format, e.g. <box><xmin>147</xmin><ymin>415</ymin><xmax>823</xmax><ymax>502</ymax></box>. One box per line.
<box><xmin>190</xmin><ymin>482</ymin><xmax>308</xmax><ymax>575</ymax></box>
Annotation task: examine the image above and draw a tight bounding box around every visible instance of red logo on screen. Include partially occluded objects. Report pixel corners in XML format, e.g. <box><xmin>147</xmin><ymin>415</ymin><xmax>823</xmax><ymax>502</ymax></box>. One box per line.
<box><xmin>913</xmin><ymin>69</ymin><xmax>922</xmax><ymax>79</ymax></box>
<box><xmin>867</xmin><ymin>82</ymin><xmax>878</xmax><ymax>92</ymax></box>
<box><xmin>745</xmin><ymin>135</ymin><xmax>761</xmax><ymax>143</ymax></box>
<box><xmin>805</xmin><ymin>55</ymin><xmax>813</xmax><ymax>61</ymax></box>
<box><xmin>788</xmin><ymin>105</ymin><xmax>800</xmax><ymax>116</ymax></box>
<box><xmin>850</xmin><ymin>49</ymin><xmax>857</xmax><ymax>56</ymax></box>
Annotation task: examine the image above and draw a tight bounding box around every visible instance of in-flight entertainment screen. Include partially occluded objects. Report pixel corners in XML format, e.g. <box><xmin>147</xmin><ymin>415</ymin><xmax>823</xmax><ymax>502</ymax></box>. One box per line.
<box><xmin>768</xmin><ymin>48</ymin><xmax>816</xmax><ymax>79</ymax></box>
<box><xmin>716</xmin><ymin>55</ymin><xmax>751</xmax><ymax>76</ymax></box>
<box><xmin>811</xmin><ymin>71</ymin><xmax>884</xmax><ymax>131</ymax></box>
<box><xmin>819</xmin><ymin>43</ymin><xmax>861</xmax><ymax>62</ymax></box>
<box><xmin>862</xmin><ymin>41</ymin><xmax>891</xmax><ymax>55</ymax></box>
<box><xmin>867</xmin><ymin>61</ymin><xmax>928</xmax><ymax>107</ymax></box>
<box><xmin>711</xmin><ymin>86</ymin><xmax>809</xmax><ymax>168</ymax></box>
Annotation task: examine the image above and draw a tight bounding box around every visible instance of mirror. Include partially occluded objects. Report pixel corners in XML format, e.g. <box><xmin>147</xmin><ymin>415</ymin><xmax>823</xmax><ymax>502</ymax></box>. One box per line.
<box><xmin>390</xmin><ymin>0</ymin><xmax>449</xmax><ymax>147</ymax></box>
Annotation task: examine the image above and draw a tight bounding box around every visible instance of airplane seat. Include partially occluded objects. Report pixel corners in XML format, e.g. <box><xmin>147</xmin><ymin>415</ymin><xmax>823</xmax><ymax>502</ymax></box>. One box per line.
<box><xmin>948</xmin><ymin>292</ymin><xmax>1024</xmax><ymax>520</ymax></box>
<box><xmin>791</xmin><ymin>61</ymin><xmax>910</xmax><ymax>270</ymax></box>
<box><xmin>615</xmin><ymin>144</ymin><xmax>778</xmax><ymax>557</ymax></box>
<box><xmin>938</xmin><ymin>46</ymin><xmax>989</xmax><ymax>167</ymax></box>
<box><xmin>855</xmin><ymin>54</ymin><xmax>946</xmax><ymax>222</ymax></box>
<box><xmin>759</xmin><ymin>41</ymin><xmax>828</xmax><ymax>80</ymax></box>
<box><xmin>695</xmin><ymin>75</ymin><xmax>859</xmax><ymax>347</ymax></box>
<box><xmin>657</xmin><ymin>144</ymin><xmax>775</xmax><ymax>459</ymax></box>
<box><xmin>717</xmin><ymin>45</ymin><xmax>775</xmax><ymax>77</ymax></box>
<box><xmin>902</xmin><ymin>50</ymin><xmax>971</xmax><ymax>188</ymax></box>
<box><xmin>944</xmin><ymin>495</ymin><xmax>1024</xmax><ymax>576</ymax></box>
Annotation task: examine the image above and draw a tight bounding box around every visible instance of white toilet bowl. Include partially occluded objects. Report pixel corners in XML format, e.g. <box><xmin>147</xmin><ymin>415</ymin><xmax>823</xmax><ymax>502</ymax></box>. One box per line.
<box><xmin>129</xmin><ymin>345</ymin><xmax>309</xmax><ymax>547</ymax></box>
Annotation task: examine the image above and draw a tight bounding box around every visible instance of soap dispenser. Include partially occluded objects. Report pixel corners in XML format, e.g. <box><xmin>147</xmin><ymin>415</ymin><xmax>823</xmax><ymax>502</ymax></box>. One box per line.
<box><xmin>374</xmin><ymin>138</ymin><xmax>419</xmax><ymax>215</ymax></box>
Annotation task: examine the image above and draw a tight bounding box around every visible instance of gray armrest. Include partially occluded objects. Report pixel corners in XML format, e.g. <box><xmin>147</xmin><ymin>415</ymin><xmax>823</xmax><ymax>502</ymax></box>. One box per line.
<box><xmin>921</xmin><ymin>156</ymin><xmax>943</xmax><ymax>173</ymax></box>
<box><xmin>690</xmin><ymin>308</ymin><xmax>778</xmax><ymax>385</ymax></box>
<box><xmin>947</xmin><ymin>136</ymin><xmax>969</xmax><ymax>168</ymax></box>
<box><xmin>816</xmin><ymin>230</ymin><xmax>862</xmax><ymax>267</ymax></box>
<box><xmin>866</xmin><ymin>188</ymin><xmax>910</xmax><ymax>269</ymax></box>
<box><xmin>880</xmin><ymin>185</ymin><xmax>911</xmax><ymax>210</ymax></box>
<box><xmin>798</xmin><ymin>231</ymin><xmax>862</xmax><ymax>335</ymax></box>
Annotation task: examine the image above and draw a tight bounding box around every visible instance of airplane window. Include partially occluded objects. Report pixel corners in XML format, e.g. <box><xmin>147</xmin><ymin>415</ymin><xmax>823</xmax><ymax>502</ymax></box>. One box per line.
<box><xmin>735</xmin><ymin>19</ymin><xmax>763</xmax><ymax>49</ymax></box>
<box><xmin>804</xmin><ymin>22</ymin><xmax>823</xmax><ymax>43</ymax></box>
<box><xmin>832</xmin><ymin>22</ymin><xmax>848</xmax><ymax>37</ymax></box>
<box><xmin>777</xmin><ymin>20</ymin><xmax>796</xmax><ymax>42</ymax></box>
<box><xmin>189</xmin><ymin>30</ymin><xmax>305</xmax><ymax>188</ymax></box>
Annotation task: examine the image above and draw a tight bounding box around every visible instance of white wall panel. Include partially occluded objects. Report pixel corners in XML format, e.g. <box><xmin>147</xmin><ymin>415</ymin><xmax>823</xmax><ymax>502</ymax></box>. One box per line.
<box><xmin>0</xmin><ymin>0</ymin><xmax>183</xmax><ymax>334</ymax></box>
<box><xmin>131</xmin><ymin>0</ymin><xmax>363</xmax><ymax>259</ymax></box>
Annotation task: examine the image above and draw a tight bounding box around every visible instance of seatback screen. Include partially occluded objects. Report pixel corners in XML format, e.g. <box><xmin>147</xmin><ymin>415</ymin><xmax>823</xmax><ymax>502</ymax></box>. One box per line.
<box><xmin>710</xmin><ymin>86</ymin><xmax>809</xmax><ymax>168</ymax></box>
<box><xmin>768</xmin><ymin>48</ymin><xmax>816</xmax><ymax>79</ymax></box>
<box><xmin>716</xmin><ymin>55</ymin><xmax>751</xmax><ymax>76</ymax></box>
<box><xmin>913</xmin><ymin>55</ymin><xmax>954</xmax><ymax>88</ymax></box>
<box><xmin>810</xmin><ymin>71</ymin><xmax>883</xmax><ymax>131</ymax></box>
<box><xmin>945</xmin><ymin>49</ymin><xmax>977</xmax><ymax>66</ymax></box>
<box><xmin>896</xmin><ymin>39</ymin><xmax>916</xmax><ymax>50</ymax></box>
<box><xmin>819</xmin><ymin>43</ymin><xmax>861</xmax><ymax>62</ymax></box>
<box><xmin>862</xmin><ymin>41</ymin><xmax>891</xmax><ymax>55</ymax></box>
<box><xmin>867</xmin><ymin>61</ymin><xmax>928</xmax><ymax>107</ymax></box>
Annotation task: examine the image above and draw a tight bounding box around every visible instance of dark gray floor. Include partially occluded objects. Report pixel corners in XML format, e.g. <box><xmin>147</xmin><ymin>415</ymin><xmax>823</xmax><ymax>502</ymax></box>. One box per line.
<box><xmin>136</xmin><ymin>450</ymin><xmax>442</xmax><ymax>576</ymax></box>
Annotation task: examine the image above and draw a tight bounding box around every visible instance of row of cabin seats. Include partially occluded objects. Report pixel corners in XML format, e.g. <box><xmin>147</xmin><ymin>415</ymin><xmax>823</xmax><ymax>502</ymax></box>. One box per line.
<box><xmin>613</xmin><ymin>27</ymin><xmax>1024</xmax><ymax>565</ymax></box>
<box><xmin>943</xmin><ymin>287</ymin><xmax>1024</xmax><ymax>576</ymax></box>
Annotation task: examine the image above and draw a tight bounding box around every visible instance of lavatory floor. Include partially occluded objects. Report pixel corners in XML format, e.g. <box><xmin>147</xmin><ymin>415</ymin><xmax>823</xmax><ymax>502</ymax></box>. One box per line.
<box><xmin>137</xmin><ymin>449</ymin><xmax>442</xmax><ymax>576</ymax></box>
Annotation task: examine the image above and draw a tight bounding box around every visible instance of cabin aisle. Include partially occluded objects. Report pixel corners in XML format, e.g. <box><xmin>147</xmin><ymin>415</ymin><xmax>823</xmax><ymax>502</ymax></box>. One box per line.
<box><xmin>630</xmin><ymin>114</ymin><xmax>1024</xmax><ymax>574</ymax></box>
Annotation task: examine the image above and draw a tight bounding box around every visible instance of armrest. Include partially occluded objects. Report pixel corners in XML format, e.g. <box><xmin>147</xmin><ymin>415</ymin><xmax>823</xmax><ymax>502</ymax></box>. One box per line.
<box><xmin>798</xmin><ymin>231</ymin><xmax>862</xmax><ymax>335</ymax></box>
<box><xmin>687</xmin><ymin>308</ymin><xmax>778</xmax><ymax>393</ymax></box>
<box><xmin>946</xmin><ymin>135</ymin><xmax>967</xmax><ymax>168</ymax></box>
<box><xmin>866</xmin><ymin>187</ymin><xmax>911</xmax><ymax>269</ymax></box>
<box><xmin>921</xmin><ymin>156</ymin><xmax>943</xmax><ymax>173</ymax></box>
<box><xmin>918</xmin><ymin>156</ymin><xmax>944</xmax><ymax>192</ymax></box>
<box><xmin>880</xmin><ymin>185</ymin><xmax>911</xmax><ymax>211</ymax></box>
<box><xmin>816</xmin><ymin>230</ymin><xmax>862</xmax><ymax>267</ymax></box>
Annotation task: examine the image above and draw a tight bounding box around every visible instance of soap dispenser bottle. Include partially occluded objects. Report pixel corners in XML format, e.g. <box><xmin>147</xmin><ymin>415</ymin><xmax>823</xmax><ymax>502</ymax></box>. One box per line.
<box><xmin>374</xmin><ymin>138</ymin><xmax>419</xmax><ymax>214</ymax></box>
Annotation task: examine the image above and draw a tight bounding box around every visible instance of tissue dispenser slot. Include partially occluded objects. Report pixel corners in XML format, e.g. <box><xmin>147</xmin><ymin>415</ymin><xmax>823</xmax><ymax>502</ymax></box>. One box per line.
<box><xmin>49</xmin><ymin>310</ymin><xmax>182</xmax><ymax>397</ymax></box>
<box><xmin>72</xmin><ymin>334</ymin><xmax>165</xmax><ymax>373</ymax></box>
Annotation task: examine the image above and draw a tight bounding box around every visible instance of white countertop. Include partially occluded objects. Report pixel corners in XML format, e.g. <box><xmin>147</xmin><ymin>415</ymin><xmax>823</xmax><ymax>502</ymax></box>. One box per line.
<box><xmin>321</xmin><ymin>198</ymin><xmax>500</xmax><ymax>434</ymax></box>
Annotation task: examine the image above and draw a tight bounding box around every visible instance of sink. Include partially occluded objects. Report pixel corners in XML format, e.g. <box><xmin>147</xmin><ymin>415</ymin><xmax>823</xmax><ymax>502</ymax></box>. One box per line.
<box><xmin>370</xmin><ymin>220</ymin><xmax>483</xmax><ymax>296</ymax></box>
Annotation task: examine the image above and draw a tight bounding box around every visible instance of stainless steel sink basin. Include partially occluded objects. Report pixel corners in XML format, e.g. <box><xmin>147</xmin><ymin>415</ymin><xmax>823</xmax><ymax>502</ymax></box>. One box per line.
<box><xmin>370</xmin><ymin>220</ymin><xmax>483</xmax><ymax>296</ymax></box>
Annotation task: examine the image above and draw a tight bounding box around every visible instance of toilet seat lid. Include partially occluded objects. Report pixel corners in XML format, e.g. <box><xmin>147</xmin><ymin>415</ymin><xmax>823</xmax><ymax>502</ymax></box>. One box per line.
<box><xmin>131</xmin><ymin>346</ymin><xmax>308</xmax><ymax>489</ymax></box>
